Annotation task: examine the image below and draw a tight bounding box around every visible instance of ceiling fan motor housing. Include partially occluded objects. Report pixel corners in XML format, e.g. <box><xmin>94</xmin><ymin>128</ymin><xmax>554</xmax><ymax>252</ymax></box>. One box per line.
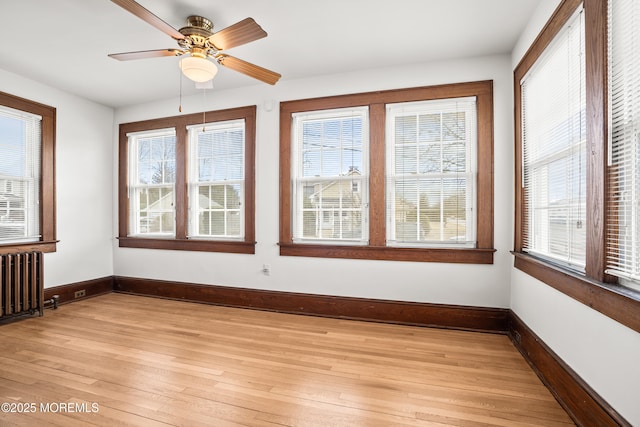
<box><xmin>178</xmin><ymin>16</ymin><xmax>217</xmax><ymax>57</ymax></box>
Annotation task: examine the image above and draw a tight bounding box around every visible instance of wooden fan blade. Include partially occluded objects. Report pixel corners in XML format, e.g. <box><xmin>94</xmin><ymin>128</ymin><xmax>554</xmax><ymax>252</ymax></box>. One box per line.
<box><xmin>111</xmin><ymin>0</ymin><xmax>184</xmax><ymax>40</ymax></box>
<box><xmin>109</xmin><ymin>49</ymin><xmax>183</xmax><ymax>61</ymax></box>
<box><xmin>209</xmin><ymin>18</ymin><xmax>267</xmax><ymax>50</ymax></box>
<box><xmin>216</xmin><ymin>54</ymin><xmax>281</xmax><ymax>85</ymax></box>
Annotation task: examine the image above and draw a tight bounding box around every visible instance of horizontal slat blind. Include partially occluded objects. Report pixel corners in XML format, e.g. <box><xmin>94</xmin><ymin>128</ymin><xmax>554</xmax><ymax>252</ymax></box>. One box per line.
<box><xmin>606</xmin><ymin>0</ymin><xmax>640</xmax><ymax>286</ymax></box>
<box><xmin>187</xmin><ymin>120</ymin><xmax>245</xmax><ymax>239</ymax></box>
<box><xmin>0</xmin><ymin>106</ymin><xmax>41</xmax><ymax>244</ymax></box>
<box><xmin>386</xmin><ymin>98</ymin><xmax>477</xmax><ymax>247</ymax></box>
<box><xmin>521</xmin><ymin>7</ymin><xmax>586</xmax><ymax>270</ymax></box>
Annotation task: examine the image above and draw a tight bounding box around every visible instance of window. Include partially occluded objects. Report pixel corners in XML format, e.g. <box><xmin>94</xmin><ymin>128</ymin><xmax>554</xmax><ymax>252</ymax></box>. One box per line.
<box><xmin>118</xmin><ymin>106</ymin><xmax>256</xmax><ymax>253</ymax></box>
<box><xmin>606</xmin><ymin>0</ymin><xmax>640</xmax><ymax>290</ymax></box>
<box><xmin>188</xmin><ymin>120</ymin><xmax>245</xmax><ymax>240</ymax></box>
<box><xmin>280</xmin><ymin>81</ymin><xmax>495</xmax><ymax>263</ymax></box>
<box><xmin>520</xmin><ymin>6</ymin><xmax>586</xmax><ymax>270</ymax></box>
<box><xmin>128</xmin><ymin>129</ymin><xmax>176</xmax><ymax>237</ymax></box>
<box><xmin>0</xmin><ymin>91</ymin><xmax>56</xmax><ymax>254</ymax></box>
<box><xmin>386</xmin><ymin>98</ymin><xmax>477</xmax><ymax>247</ymax></box>
<box><xmin>291</xmin><ymin>107</ymin><xmax>369</xmax><ymax>244</ymax></box>
<box><xmin>514</xmin><ymin>0</ymin><xmax>640</xmax><ymax>333</ymax></box>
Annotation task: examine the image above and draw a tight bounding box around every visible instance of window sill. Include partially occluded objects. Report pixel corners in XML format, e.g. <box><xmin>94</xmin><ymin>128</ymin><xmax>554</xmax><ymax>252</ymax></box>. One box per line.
<box><xmin>512</xmin><ymin>251</ymin><xmax>640</xmax><ymax>333</ymax></box>
<box><xmin>118</xmin><ymin>237</ymin><xmax>255</xmax><ymax>254</ymax></box>
<box><xmin>0</xmin><ymin>240</ymin><xmax>58</xmax><ymax>255</ymax></box>
<box><xmin>280</xmin><ymin>243</ymin><xmax>495</xmax><ymax>264</ymax></box>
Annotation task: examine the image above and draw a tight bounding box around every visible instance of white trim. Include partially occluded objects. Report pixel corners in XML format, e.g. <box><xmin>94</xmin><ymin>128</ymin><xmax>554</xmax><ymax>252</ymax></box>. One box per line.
<box><xmin>126</xmin><ymin>127</ymin><xmax>175</xmax><ymax>139</ymax></box>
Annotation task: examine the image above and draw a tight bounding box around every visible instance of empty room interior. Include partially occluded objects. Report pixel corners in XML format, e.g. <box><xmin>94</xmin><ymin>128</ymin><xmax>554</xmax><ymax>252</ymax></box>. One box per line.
<box><xmin>0</xmin><ymin>0</ymin><xmax>639</xmax><ymax>425</ymax></box>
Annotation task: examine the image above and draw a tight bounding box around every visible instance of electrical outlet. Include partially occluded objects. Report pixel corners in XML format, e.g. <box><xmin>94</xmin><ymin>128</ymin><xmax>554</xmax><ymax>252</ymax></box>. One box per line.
<box><xmin>513</xmin><ymin>330</ymin><xmax>521</xmax><ymax>344</ymax></box>
<box><xmin>262</xmin><ymin>264</ymin><xmax>271</xmax><ymax>276</ymax></box>
<box><xmin>74</xmin><ymin>289</ymin><xmax>86</xmax><ymax>298</ymax></box>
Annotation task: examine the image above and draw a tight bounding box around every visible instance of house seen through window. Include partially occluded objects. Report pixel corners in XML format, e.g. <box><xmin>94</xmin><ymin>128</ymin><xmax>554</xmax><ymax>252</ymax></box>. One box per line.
<box><xmin>118</xmin><ymin>106</ymin><xmax>256</xmax><ymax>254</ymax></box>
<box><xmin>280</xmin><ymin>81</ymin><xmax>495</xmax><ymax>263</ymax></box>
<box><xmin>291</xmin><ymin>107</ymin><xmax>368</xmax><ymax>243</ymax></box>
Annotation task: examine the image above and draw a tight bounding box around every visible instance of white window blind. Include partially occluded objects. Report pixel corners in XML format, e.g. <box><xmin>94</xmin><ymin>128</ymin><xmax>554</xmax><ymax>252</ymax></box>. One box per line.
<box><xmin>386</xmin><ymin>98</ymin><xmax>477</xmax><ymax>247</ymax></box>
<box><xmin>521</xmin><ymin>7</ymin><xmax>586</xmax><ymax>270</ymax></box>
<box><xmin>291</xmin><ymin>107</ymin><xmax>369</xmax><ymax>244</ymax></box>
<box><xmin>128</xmin><ymin>129</ymin><xmax>176</xmax><ymax>236</ymax></box>
<box><xmin>606</xmin><ymin>0</ymin><xmax>640</xmax><ymax>287</ymax></box>
<box><xmin>0</xmin><ymin>105</ymin><xmax>41</xmax><ymax>244</ymax></box>
<box><xmin>187</xmin><ymin>120</ymin><xmax>245</xmax><ymax>239</ymax></box>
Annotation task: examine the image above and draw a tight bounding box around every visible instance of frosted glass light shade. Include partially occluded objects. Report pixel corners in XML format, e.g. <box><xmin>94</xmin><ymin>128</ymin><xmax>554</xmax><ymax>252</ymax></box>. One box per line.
<box><xmin>179</xmin><ymin>56</ymin><xmax>218</xmax><ymax>82</ymax></box>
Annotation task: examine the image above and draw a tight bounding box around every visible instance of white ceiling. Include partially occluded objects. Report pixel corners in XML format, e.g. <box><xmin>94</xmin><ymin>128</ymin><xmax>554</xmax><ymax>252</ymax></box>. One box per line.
<box><xmin>0</xmin><ymin>0</ymin><xmax>539</xmax><ymax>108</ymax></box>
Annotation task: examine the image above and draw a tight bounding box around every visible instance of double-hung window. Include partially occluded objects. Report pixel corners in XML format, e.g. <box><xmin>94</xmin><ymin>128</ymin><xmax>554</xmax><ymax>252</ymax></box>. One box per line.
<box><xmin>520</xmin><ymin>6</ymin><xmax>586</xmax><ymax>270</ymax></box>
<box><xmin>188</xmin><ymin>120</ymin><xmax>245</xmax><ymax>240</ymax></box>
<box><xmin>128</xmin><ymin>129</ymin><xmax>176</xmax><ymax>237</ymax></box>
<box><xmin>0</xmin><ymin>91</ymin><xmax>56</xmax><ymax>253</ymax></box>
<box><xmin>118</xmin><ymin>106</ymin><xmax>256</xmax><ymax>253</ymax></box>
<box><xmin>386</xmin><ymin>98</ymin><xmax>477</xmax><ymax>247</ymax></box>
<box><xmin>606</xmin><ymin>0</ymin><xmax>640</xmax><ymax>289</ymax></box>
<box><xmin>291</xmin><ymin>108</ymin><xmax>369</xmax><ymax>244</ymax></box>
<box><xmin>514</xmin><ymin>0</ymin><xmax>640</xmax><ymax>334</ymax></box>
<box><xmin>280</xmin><ymin>81</ymin><xmax>494</xmax><ymax>263</ymax></box>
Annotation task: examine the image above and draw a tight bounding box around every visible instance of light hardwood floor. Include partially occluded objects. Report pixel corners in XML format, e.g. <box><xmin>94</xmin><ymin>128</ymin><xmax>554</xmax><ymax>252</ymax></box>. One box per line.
<box><xmin>0</xmin><ymin>293</ymin><xmax>574</xmax><ymax>426</ymax></box>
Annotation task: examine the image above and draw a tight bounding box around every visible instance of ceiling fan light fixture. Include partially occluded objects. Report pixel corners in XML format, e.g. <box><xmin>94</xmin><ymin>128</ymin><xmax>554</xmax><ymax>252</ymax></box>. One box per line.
<box><xmin>179</xmin><ymin>56</ymin><xmax>218</xmax><ymax>82</ymax></box>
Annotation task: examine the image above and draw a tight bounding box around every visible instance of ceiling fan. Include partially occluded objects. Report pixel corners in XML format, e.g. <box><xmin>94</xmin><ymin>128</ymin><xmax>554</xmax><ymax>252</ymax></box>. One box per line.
<box><xmin>108</xmin><ymin>0</ymin><xmax>281</xmax><ymax>85</ymax></box>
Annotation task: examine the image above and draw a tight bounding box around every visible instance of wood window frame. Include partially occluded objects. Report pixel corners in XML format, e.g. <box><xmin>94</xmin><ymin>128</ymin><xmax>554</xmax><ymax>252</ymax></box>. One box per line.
<box><xmin>280</xmin><ymin>81</ymin><xmax>495</xmax><ymax>264</ymax></box>
<box><xmin>0</xmin><ymin>91</ymin><xmax>56</xmax><ymax>255</ymax></box>
<box><xmin>118</xmin><ymin>106</ymin><xmax>256</xmax><ymax>254</ymax></box>
<box><xmin>513</xmin><ymin>0</ymin><xmax>640</xmax><ymax>333</ymax></box>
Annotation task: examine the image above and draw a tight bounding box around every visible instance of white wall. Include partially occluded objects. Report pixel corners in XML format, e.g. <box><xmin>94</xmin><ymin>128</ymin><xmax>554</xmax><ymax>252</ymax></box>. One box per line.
<box><xmin>510</xmin><ymin>0</ymin><xmax>640</xmax><ymax>423</ymax></box>
<box><xmin>113</xmin><ymin>54</ymin><xmax>514</xmax><ymax>308</ymax></box>
<box><xmin>0</xmin><ymin>69</ymin><xmax>115</xmax><ymax>287</ymax></box>
<box><xmin>2</xmin><ymin>7</ymin><xmax>636</xmax><ymax>420</ymax></box>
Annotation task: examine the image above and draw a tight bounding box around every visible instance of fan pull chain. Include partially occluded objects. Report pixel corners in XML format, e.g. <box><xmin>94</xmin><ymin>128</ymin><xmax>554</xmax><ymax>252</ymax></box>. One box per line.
<box><xmin>202</xmin><ymin>87</ymin><xmax>206</xmax><ymax>132</ymax></box>
<box><xmin>178</xmin><ymin>68</ymin><xmax>183</xmax><ymax>113</ymax></box>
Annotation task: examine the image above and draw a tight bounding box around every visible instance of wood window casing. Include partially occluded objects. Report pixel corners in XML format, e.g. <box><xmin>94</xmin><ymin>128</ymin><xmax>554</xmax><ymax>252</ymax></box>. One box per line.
<box><xmin>118</xmin><ymin>106</ymin><xmax>256</xmax><ymax>254</ymax></box>
<box><xmin>0</xmin><ymin>91</ymin><xmax>56</xmax><ymax>255</ymax></box>
<box><xmin>280</xmin><ymin>81</ymin><xmax>495</xmax><ymax>263</ymax></box>
<box><xmin>514</xmin><ymin>0</ymin><xmax>640</xmax><ymax>333</ymax></box>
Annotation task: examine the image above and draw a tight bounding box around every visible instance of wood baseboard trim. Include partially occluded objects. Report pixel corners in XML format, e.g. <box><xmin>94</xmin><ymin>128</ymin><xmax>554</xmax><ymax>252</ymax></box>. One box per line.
<box><xmin>44</xmin><ymin>276</ymin><xmax>114</xmax><ymax>306</ymax></box>
<box><xmin>113</xmin><ymin>276</ymin><xmax>508</xmax><ymax>333</ymax></box>
<box><xmin>44</xmin><ymin>275</ymin><xmax>626</xmax><ymax>425</ymax></box>
<box><xmin>508</xmin><ymin>312</ymin><xmax>629</xmax><ymax>427</ymax></box>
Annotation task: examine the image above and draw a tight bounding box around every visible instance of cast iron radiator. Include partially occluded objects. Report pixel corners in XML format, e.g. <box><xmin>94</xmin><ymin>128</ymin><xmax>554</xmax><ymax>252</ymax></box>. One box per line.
<box><xmin>0</xmin><ymin>252</ymin><xmax>44</xmax><ymax>319</ymax></box>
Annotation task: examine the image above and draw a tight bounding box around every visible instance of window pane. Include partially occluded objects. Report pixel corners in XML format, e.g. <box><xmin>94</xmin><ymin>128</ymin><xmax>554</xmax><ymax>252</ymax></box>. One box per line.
<box><xmin>418</xmin><ymin>113</ymin><xmax>440</xmax><ymax>143</ymax></box>
<box><xmin>392</xmin><ymin>179</ymin><xmax>470</xmax><ymax>244</ymax></box>
<box><xmin>298</xmin><ymin>178</ymin><xmax>365</xmax><ymax>240</ymax></box>
<box><xmin>606</xmin><ymin>0</ymin><xmax>640</xmax><ymax>287</ymax></box>
<box><xmin>395</xmin><ymin>115</ymin><xmax>417</xmax><ymax>144</ymax></box>
<box><xmin>419</xmin><ymin>143</ymin><xmax>441</xmax><ymax>173</ymax></box>
<box><xmin>189</xmin><ymin>120</ymin><xmax>245</xmax><ymax>239</ymax></box>
<box><xmin>387</xmin><ymin>98</ymin><xmax>476</xmax><ymax>247</ymax></box>
<box><xmin>134</xmin><ymin>134</ymin><xmax>176</xmax><ymax>185</ymax></box>
<box><xmin>128</xmin><ymin>130</ymin><xmax>176</xmax><ymax>236</ymax></box>
<box><xmin>135</xmin><ymin>187</ymin><xmax>175</xmax><ymax>235</ymax></box>
<box><xmin>395</xmin><ymin>144</ymin><xmax>419</xmax><ymax>174</ymax></box>
<box><xmin>442</xmin><ymin>112</ymin><xmax>466</xmax><ymax>141</ymax></box>
<box><xmin>293</xmin><ymin>108</ymin><xmax>369</xmax><ymax>243</ymax></box>
<box><xmin>0</xmin><ymin>107</ymin><xmax>41</xmax><ymax>244</ymax></box>
<box><xmin>442</xmin><ymin>141</ymin><xmax>466</xmax><ymax>172</ymax></box>
<box><xmin>0</xmin><ymin>115</ymin><xmax>25</xmax><ymax>176</ymax></box>
<box><xmin>301</xmin><ymin>115</ymin><xmax>365</xmax><ymax>178</ymax></box>
<box><xmin>521</xmin><ymin>7</ymin><xmax>586</xmax><ymax>269</ymax></box>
